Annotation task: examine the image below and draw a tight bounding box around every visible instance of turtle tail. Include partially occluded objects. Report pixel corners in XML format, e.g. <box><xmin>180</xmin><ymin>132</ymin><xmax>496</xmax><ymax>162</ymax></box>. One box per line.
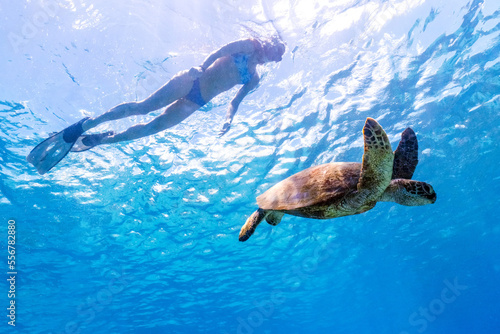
<box><xmin>239</xmin><ymin>209</ymin><xmax>267</xmax><ymax>242</ymax></box>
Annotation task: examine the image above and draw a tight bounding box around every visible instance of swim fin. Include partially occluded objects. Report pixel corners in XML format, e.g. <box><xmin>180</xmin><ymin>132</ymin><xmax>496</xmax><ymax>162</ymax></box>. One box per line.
<box><xmin>27</xmin><ymin>117</ymin><xmax>89</xmax><ymax>175</ymax></box>
<box><xmin>71</xmin><ymin>131</ymin><xmax>114</xmax><ymax>152</ymax></box>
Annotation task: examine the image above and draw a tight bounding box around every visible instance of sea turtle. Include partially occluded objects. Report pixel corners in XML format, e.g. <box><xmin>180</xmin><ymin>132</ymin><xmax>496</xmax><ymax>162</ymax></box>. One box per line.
<box><xmin>239</xmin><ymin>117</ymin><xmax>436</xmax><ymax>242</ymax></box>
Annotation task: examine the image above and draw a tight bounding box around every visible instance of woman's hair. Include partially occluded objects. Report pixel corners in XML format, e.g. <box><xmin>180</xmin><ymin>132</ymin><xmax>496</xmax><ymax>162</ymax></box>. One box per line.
<box><xmin>260</xmin><ymin>36</ymin><xmax>286</xmax><ymax>60</ymax></box>
<box><xmin>262</xmin><ymin>36</ymin><xmax>285</xmax><ymax>51</ymax></box>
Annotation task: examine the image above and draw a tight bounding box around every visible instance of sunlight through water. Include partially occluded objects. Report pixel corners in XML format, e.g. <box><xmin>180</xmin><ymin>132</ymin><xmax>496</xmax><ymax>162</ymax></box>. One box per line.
<box><xmin>1</xmin><ymin>0</ymin><xmax>499</xmax><ymax>333</ymax></box>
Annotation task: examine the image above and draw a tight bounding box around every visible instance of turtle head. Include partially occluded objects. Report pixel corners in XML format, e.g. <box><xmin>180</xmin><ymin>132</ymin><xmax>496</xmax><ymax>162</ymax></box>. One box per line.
<box><xmin>380</xmin><ymin>179</ymin><xmax>436</xmax><ymax>206</ymax></box>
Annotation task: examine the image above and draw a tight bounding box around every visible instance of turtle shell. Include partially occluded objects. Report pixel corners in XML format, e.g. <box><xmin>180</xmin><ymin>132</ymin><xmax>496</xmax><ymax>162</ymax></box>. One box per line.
<box><xmin>257</xmin><ymin>162</ymin><xmax>361</xmax><ymax>211</ymax></box>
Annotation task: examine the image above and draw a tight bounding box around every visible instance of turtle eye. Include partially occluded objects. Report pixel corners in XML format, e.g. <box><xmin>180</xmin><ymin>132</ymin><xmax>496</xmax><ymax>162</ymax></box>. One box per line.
<box><xmin>426</xmin><ymin>192</ymin><xmax>437</xmax><ymax>202</ymax></box>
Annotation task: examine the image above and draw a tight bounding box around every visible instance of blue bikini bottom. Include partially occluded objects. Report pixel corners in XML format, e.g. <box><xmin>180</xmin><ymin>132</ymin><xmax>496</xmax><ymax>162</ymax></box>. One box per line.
<box><xmin>185</xmin><ymin>78</ymin><xmax>207</xmax><ymax>107</ymax></box>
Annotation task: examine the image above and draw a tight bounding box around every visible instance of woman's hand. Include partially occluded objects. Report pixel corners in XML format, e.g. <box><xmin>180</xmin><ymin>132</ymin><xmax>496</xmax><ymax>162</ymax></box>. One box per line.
<box><xmin>218</xmin><ymin>121</ymin><xmax>231</xmax><ymax>137</ymax></box>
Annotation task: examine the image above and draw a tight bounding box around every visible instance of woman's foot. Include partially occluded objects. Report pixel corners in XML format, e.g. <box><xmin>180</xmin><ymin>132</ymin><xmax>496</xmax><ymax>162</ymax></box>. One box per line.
<box><xmin>71</xmin><ymin>131</ymin><xmax>114</xmax><ymax>152</ymax></box>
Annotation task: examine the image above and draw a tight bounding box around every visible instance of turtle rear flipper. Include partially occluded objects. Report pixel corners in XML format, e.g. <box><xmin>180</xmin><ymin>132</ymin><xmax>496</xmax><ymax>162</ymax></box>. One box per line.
<box><xmin>239</xmin><ymin>209</ymin><xmax>267</xmax><ymax>242</ymax></box>
<box><xmin>392</xmin><ymin>127</ymin><xmax>418</xmax><ymax>179</ymax></box>
<box><xmin>265</xmin><ymin>211</ymin><xmax>284</xmax><ymax>226</ymax></box>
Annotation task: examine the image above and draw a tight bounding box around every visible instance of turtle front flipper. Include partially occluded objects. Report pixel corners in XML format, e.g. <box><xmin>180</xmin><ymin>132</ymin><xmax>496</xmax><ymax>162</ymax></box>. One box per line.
<box><xmin>357</xmin><ymin>118</ymin><xmax>394</xmax><ymax>202</ymax></box>
<box><xmin>239</xmin><ymin>209</ymin><xmax>268</xmax><ymax>242</ymax></box>
<box><xmin>392</xmin><ymin>127</ymin><xmax>418</xmax><ymax>179</ymax></box>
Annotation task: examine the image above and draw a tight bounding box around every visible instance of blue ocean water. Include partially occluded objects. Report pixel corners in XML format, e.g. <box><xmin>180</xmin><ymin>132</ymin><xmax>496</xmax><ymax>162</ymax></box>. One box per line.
<box><xmin>1</xmin><ymin>0</ymin><xmax>499</xmax><ymax>333</ymax></box>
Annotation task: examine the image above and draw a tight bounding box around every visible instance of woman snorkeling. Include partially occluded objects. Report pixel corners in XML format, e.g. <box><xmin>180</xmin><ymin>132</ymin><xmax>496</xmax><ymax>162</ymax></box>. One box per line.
<box><xmin>28</xmin><ymin>37</ymin><xmax>286</xmax><ymax>174</ymax></box>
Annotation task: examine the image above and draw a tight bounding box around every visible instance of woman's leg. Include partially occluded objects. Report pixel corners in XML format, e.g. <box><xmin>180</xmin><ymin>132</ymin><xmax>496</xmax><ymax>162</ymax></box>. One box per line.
<box><xmin>82</xmin><ymin>69</ymin><xmax>196</xmax><ymax>132</ymax></box>
<box><xmin>100</xmin><ymin>99</ymin><xmax>199</xmax><ymax>144</ymax></box>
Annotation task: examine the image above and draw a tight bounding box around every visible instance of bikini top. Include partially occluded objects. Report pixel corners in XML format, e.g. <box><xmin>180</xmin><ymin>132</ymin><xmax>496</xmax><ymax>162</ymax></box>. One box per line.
<box><xmin>232</xmin><ymin>53</ymin><xmax>252</xmax><ymax>85</ymax></box>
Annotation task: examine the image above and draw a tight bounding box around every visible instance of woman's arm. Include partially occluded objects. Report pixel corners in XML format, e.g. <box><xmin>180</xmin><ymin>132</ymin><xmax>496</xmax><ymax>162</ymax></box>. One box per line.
<box><xmin>201</xmin><ymin>38</ymin><xmax>258</xmax><ymax>71</ymax></box>
<box><xmin>218</xmin><ymin>74</ymin><xmax>260</xmax><ymax>137</ymax></box>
